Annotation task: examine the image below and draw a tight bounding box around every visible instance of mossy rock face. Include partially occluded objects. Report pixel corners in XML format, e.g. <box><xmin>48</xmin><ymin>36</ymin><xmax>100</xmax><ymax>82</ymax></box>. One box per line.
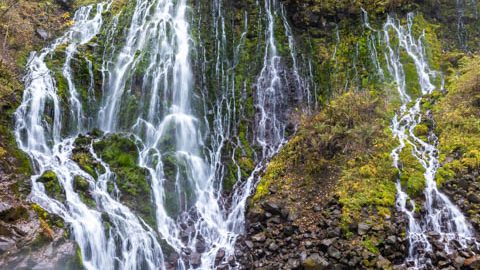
<box><xmin>37</xmin><ymin>171</ymin><xmax>66</xmax><ymax>203</ymax></box>
<box><xmin>72</xmin><ymin>134</ymin><xmax>106</xmax><ymax>178</ymax></box>
<box><xmin>63</xmin><ymin>244</ymin><xmax>84</xmax><ymax>270</ymax></box>
<box><xmin>93</xmin><ymin>134</ymin><xmax>156</xmax><ymax>228</ymax></box>
<box><xmin>32</xmin><ymin>203</ymin><xmax>65</xmax><ymax>231</ymax></box>
<box><xmin>71</xmin><ymin>132</ymin><xmax>156</xmax><ymax>226</ymax></box>
<box><xmin>73</xmin><ymin>175</ymin><xmax>96</xmax><ymax>208</ymax></box>
<box><xmin>414</xmin><ymin>123</ymin><xmax>429</xmax><ymax>137</ymax></box>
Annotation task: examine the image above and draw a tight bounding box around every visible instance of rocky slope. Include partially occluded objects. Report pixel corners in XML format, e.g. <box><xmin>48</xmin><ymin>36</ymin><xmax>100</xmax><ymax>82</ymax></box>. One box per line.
<box><xmin>236</xmin><ymin>87</ymin><xmax>480</xmax><ymax>269</ymax></box>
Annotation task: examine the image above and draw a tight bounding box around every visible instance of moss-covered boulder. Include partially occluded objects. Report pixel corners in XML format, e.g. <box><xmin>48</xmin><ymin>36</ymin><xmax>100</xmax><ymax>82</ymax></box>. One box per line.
<box><xmin>73</xmin><ymin>176</ymin><xmax>96</xmax><ymax>208</ymax></box>
<box><xmin>37</xmin><ymin>171</ymin><xmax>66</xmax><ymax>203</ymax></box>
<box><xmin>72</xmin><ymin>133</ymin><xmax>105</xmax><ymax>178</ymax></box>
<box><xmin>93</xmin><ymin>134</ymin><xmax>156</xmax><ymax>227</ymax></box>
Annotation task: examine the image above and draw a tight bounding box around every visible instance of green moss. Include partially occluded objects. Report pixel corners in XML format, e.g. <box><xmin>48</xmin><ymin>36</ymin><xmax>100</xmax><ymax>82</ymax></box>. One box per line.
<box><xmin>32</xmin><ymin>203</ymin><xmax>65</xmax><ymax>233</ymax></box>
<box><xmin>252</xmin><ymin>159</ymin><xmax>285</xmax><ymax>202</ymax></box>
<box><xmin>0</xmin><ymin>125</ymin><xmax>32</xmax><ymax>176</ymax></box>
<box><xmin>93</xmin><ymin>134</ymin><xmax>155</xmax><ymax>227</ymax></box>
<box><xmin>72</xmin><ymin>0</ymin><xmax>103</xmax><ymax>10</ymax></box>
<box><xmin>397</xmin><ymin>144</ymin><xmax>426</xmax><ymax>197</ymax></box>
<box><xmin>73</xmin><ymin>152</ymin><xmax>97</xmax><ymax>178</ymax></box>
<box><xmin>73</xmin><ymin>176</ymin><xmax>96</xmax><ymax>208</ymax></box>
<box><xmin>434</xmin><ymin>56</ymin><xmax>480</xmax><ymax>183</ymax></box>
<box><xmin>362</xmin><ymin>236</ymin><xmax>380</xmax><ymax>254</ymax></box>
<box><xmin>436</xmin><ymin>167</ymin><xmax>455</xmax><ymax>187</ymax></box>
<box><xmin>37</xmin><ymin>171</ymin><xmax>66</xmax><ymax>202</ymax></box>
<box><xmin>414</xmin><ymin>123</ymin><xmax>429</xmax><ymax>137</ymax></box>
<box><xmin>64</xmin><ymin>244</ymin><xmax>84</xmax><ymax>270</ymax></box>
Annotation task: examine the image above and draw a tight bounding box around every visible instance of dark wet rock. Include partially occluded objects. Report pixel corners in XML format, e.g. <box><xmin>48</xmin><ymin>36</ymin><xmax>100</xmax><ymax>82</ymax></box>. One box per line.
<box><xmin>0</xmin><ymin>204</ymin><xmax>28</xmax><ymax>222</ymax></box>
<box><xmin>195</xmin><ymin>238</ymin><xmax>206</xmax><ymax>253</ymax></box>
<box><xmin>215</xmin><ymin>249</ymin><xmax>225</xmax><ymax>262</ymax></box>
<box><xmin>189</xmin><ymin>252</ymin><xmax>201</xmax><ymax>268</ymax></box>
<box><xmin>319</xmin><ymin>238</ymin><xmax>335</xmax><ymax>251</ymax></box>
<box><xmin>268</xmin><ymin>241</ymin><xmax>278</xmax><ymax>251</ymax></box>
<box><xmin>327</xmin><ymin>246</ymin><xmax>341</xmax><ymax>260</ymax></box>
<box><xmin>386</xmin><ymin>235</ymin><xmax>397</xmax><ymax>245</ymax></box>
<box><xmin>262</xmin><ymin>201</ymin><xmax>282</xmax><ymax>215</ymax></box>
<box><xmin>438</xmin><ymin>260</ymin><xmax>450</xmax><ymax>268</ymax></box>
<box><xmin>0</xmin><ymin>238</ymin><xmax>15</xmax><ymax>253</ymax></box>
<box><xmin>244</xmin><ymin>240</ymin><xmax>253</xmax><ymax>249</ymax></box>
<box><xmin>376</xmin><ymin>255</ymin><xmax>392</xmax><ymax>269</ymax></box>
<box><xmin>467</xmin><ymin>193</ymin><xmax>480</xmax><ymax>204</ymax></box>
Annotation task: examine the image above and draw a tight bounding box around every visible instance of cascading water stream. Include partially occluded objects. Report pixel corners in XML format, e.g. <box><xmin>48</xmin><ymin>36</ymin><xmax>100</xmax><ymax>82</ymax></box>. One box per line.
<box><xmin>15</xmin><ymin>3</ymin><xmax>166</xmax><ymax>270</ymax></box>
<box><xmin>382</xmin><ymin>13</ymin><xmax>476</xmax><ymax>268</ymax></box>
<box><xmin>455</xmin><ymin>0</ymin><xmax>479</xmax><ymax>51</ymax></box>
<box><xmin>15</xmin><ymin>0</ymin><xmax>310</xmax><ymax>269</ymax></box>
<box><xmin>224</xmin><ymin>0</ymin><xmax>306</xmax><ymax>236</ymax></box>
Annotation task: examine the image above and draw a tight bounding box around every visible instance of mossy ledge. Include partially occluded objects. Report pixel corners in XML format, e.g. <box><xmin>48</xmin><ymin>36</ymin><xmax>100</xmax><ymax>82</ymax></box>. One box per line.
<box><xmin>72</xmin><ymin>133</ymin><xmax>156</xmax><ymax>228</ymax></box>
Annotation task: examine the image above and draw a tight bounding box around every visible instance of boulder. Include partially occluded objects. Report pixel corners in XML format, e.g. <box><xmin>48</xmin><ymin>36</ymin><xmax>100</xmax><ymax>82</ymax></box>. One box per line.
<box><xmin>189</xmin><ymin>252</ymin><xmax>201</xmax><ymax>268</ymax></box>
<box><xmin>464</xmin><ymin>255</ymin><xmax>480</xmax><ymax>268</ymax></box>
<box><xmin>327</xmin><ymin>246</ymin><xmax>341</xmax><ymax>260</ymax></box>
<box><xmin>453</xmin><ymin>256</ymin><xmax>465</xmax><ymax>268</ymax></box>
<box><xmin>36</xmin><ymin>28</ymin><xmax>51</xmax><ymax>40</ymax></box>
<box><xmin>376</xmin><ymin>256</ymin><xmax>392</xmax><ymax>269</ymax></box>
<box><xmin>357</xmin><ymin>222</ymin><xmax>371</xmax><ymax>235</ymax></box>
<box><xmin>467</xmin><ymin>193</ymin><xmax>480</xmax><ymax>204</ymax></box>
<box><xmin>302</xmin><ymin>253</ymin><xmax>329</xmax><ymax>270</ymax></box>
<box><xmin>251</xmin><ymin>232</ymin><xmax>266</xmax><ymax>242</ymax></box>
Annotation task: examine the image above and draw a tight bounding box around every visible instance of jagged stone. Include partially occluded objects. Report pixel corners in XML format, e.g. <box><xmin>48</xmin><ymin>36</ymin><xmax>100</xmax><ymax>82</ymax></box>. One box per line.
<box><xmin>454</xmin><ymin>256</ymin><xmax>465</xmax><ymax>268</ymax></box>
<box><xmin>302</xmin><ymin>253</ymin><xmax>329</xmax><ymax>270</ymax></box>
<box><xmin>357</xmin><ymin>223</ymin><xmax>371</xmax><ymax>235</ymax></box>
<box><xmin>467</xmin><ymin>193</ymin><xmax>480</xmax><ymax>204</ymax></box>
<box><xmin>189</xmin><ymin>252</ymin><xmax>201</xmax><ymax>268</ymax></box>
<box><xmin>251</xmin><ymin>232</ymin><xmax>266</xmax><ymax>242</ymax></box>
<box><xmin>464</xmin><ymin>255</ymin><xmax>480</xmax><ymax>268</ymax></box>
<box><xmin>36</xmin><ymin>28</ymin><xmax>51</xmax><ymax>40</ymax></box>
<box><xmin>327</xmin><ymin>246</ymin><xmax>341</xmax><ymax>260</ymax></box>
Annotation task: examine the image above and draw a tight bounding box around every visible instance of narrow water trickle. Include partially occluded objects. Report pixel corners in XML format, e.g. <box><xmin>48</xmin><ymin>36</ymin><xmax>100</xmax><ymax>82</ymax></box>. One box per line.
<box><xmin>382</xmin><ymin>14</ymin><xmax>477</xmax><ymax>269</ymax></box>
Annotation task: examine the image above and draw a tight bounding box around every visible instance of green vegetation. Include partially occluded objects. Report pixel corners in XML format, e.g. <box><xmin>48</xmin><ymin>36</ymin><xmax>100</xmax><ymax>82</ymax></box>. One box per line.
<box><xmin>37</xmin><ymin>170</ymin><xmax>66</xmax><ymax>202</ymax></box>
<box><xmin>397</xmin><ymin>144</ymin><xmax>426</xmax><ymax>197</ymax></box>
<box><xmin>32</xmin><ymin>203</ymin><xmax>65</xmax><ymax>237</ymax></box>
<box><xmin>252</xmin><ymin>91</ymin><xmax>399</xmax><ymax>229</ymax></box>
<box><xmin>434</xmin><ymin>56</ymin><xmax>480</xmax><ymax>184</ymax></box>
<box><xmin>93</xmin><ymin>134</ymin><xmax>156</xmax><ymax>227</ymax></box>
<box><xmin>73</xmin><ymin>175</ymin><xmax>96</xmax><ymax>208</ymax></box>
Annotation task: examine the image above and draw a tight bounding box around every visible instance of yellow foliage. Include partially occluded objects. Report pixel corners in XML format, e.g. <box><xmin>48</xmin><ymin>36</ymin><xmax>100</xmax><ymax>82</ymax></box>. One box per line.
<box><xmin>39</xmin><ymin>218</ymin><xmax>54</xmax><ymax>239</ymax></box>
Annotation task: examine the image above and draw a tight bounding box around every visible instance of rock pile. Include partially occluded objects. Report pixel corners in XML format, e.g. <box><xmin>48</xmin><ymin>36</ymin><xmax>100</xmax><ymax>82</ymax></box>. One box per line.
<box><xmin>235</xmin><ymin>194</ymin><xmax>480</xmax><ymax>269</ymax></box>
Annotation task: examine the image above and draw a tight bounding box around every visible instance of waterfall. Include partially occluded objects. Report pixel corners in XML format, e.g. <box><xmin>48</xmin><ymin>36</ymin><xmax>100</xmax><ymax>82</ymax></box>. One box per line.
<box><xmin>382</xmin><ymin>13</ymin><xmax>476</xmax><ymax>268</ymax></box>
<box><xmin>15</xmin><ymin>3</ymin><xmax>166</xmax><ymax>270</ymax></box>
<box><xmin>15</xmin><ymin>0</ymin><xmax>310</xmax><ymax>269</ymax></box>
<box><xmin>455</xmin><ymin>0</ymin><xmax>479</xmax><ymax>51</ymax></box>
